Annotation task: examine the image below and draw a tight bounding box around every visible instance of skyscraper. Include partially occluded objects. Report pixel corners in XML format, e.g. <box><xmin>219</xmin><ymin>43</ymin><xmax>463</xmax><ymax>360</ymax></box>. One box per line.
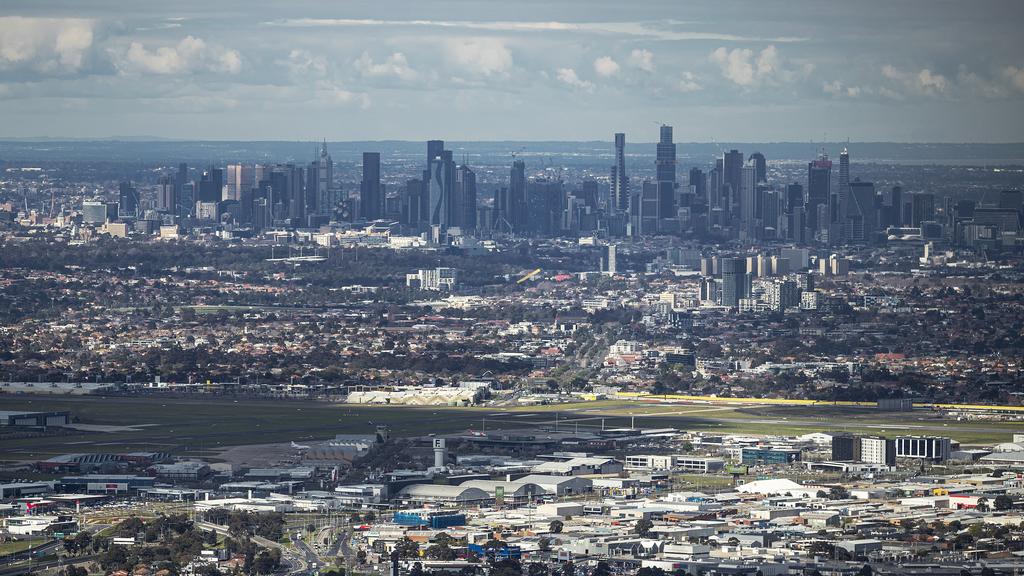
<box><xmin>807</xmin><ymin>152</ymin><xmax>832</xmax><ymax>240</ymax></box>
<box><xmin>428</xmin><ymin>147</ymin><xmax>454</xmax><ymax>228</ymax></box>
<box><xmin>722</xmin><ymin>149</ymin><xmax>744</xmax><ymax>223</ymax></box>
<box><xmin>402</xmin><ymin>178</ymin><xmax>423</xmax><ymax>226</ymax></box>
<box><xmin>720</xmin><ymin>257</ymin><xmax>750</xmax><ymax>308</ymax></box>
<box><xmin>118</xmin><ymin>181</ymin><xmax>139</xmax><ymax>218</ymax></box>
<box><xmin>225</xmin><ymin>164</ymin><xmax>254</xmax><ymax>202</ymax></box>
<box><xmin>269</xmin><ymin>164</ymin><xmax>305</xmax><ymax>224</ymax></box>
<box><xmin>602</xmin><ymin>243</ymin><xmax>617</xmax><ymax>275</ymax></box>
<box><xmin>508</xmin><ymin>159</ymin><xmax>527</xmax><ymax>231</ymax></box>
<box><xmin>312</xmin><ymin>142</ymin><xmax>333</xmax><ymax>216</ymax></box>
<box><xmin>847</xmin><ymin>179</ymin><xmax>878</xmax><ymax>244</ymax></box>
<box><xmin>739</xmin><ymin>166</ymin><xmax>757</xmax><ymax>237</ymax></box>
<box><xmin>360</xmin><ymin>152</ymin><xmax>383</xmax><ymax>220</ymax></box>
<box><xmin>689</xmin><ymin>168</ymin><xmax>707</xmax><ymax>201</ymax></box>
<box><xmin>889</xmin><ymin>185</ymin><xmax>904</xmax><ymax>227</ymax></box>
<box><xmin>656</xmin><ymin>125</ymin><xmax>676</xmax><ymax>223</ymax></box>
<box><xmin>749</xmin><ymin>152</ymin><xmax>767</xmax><ymax>184</ymax></box>
<box><xmin>421</xmin><ymin>140</ymin><xmax>446</xmax><ymax>228</ymax></box>
<box><xmin>156</xmin><ymin>175</ymin><xmax>176</xmax><ymax>214</ymax></box>
<box><xmin>639</xmin><ymin>181</ymin><xmax>659</xmax><ymax>235</ymax></box>
<box><xmin>838</xmin><ymin>147</ymin><xmax>850</xmax><ymax>242</ymax></box>
<box><xmin>839</xmin><ymin>148</ymin><xmax>850</xmax><ymax>192</ymax></box>
<box><xmin>910</xmin><ymin>192</ymin><xmax>935</xmax><ymax>226</ymax></box>
<box><xmin>175</xmin><ymin>163</ymin><xmax>188</xmax><ymax>211</ymax></box>
<box><xmin>198</xmin><ymin>167</ymin><xmax>223</xmax><ymax>204</ymax></box>
<box><xmin>611</xmin><ymin>133</ymin><xmax>628</xmax><ymax>212</ymax></box>
<box><xmin>527</xmin><ymin>178</ymin><xmax>565</xmax><ymax>236</ymax></box>
<box><xmin>455</xmin><ymin>164</ymin><xmax>477</xmax><ymax>230</ymax></box>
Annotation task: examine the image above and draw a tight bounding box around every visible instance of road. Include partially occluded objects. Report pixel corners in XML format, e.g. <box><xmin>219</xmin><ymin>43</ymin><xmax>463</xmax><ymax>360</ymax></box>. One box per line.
<box><xmin>196</xmin><ymin>521</ymin><xmax>308</xmax><ymax>575</ymax></box>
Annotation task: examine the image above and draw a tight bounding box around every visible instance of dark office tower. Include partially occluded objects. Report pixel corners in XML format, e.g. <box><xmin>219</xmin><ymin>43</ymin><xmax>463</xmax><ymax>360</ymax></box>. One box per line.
<box><xmin>428</xmin><ymin>149</ymin><xmax>455</xmax><ymax>228</ymax></box>
<box><xmin>722</xmin><ymin>149</ymin><xmax>744</xmax><ymax>222</ymax></box>
<box><xmin>656</xmin><ymin>125</ymin><xmax>677</xmax><ymax>221</ymax></box>
<box><xmin>175</xmin><ymin>162</ymin><xmax>188</xmax><ymax>205</ymax></box>
<box><xmin>198</xmin><ymin>167</ymin><xmax>223</xmax><ymax>203</ymax></box>
<box><xmin>312</xmin><ymin>142</ymin><xmax>333</xmax><ymax>215</ymax></box>
<box><xmin>888</xmin><ymin>185</ymin><xmax>903</xmax><ymax>227</ymax></box>
<box><xmin>785</xmin><ymin>183</ymin><xmax>804</xmax><ymax>212</ymax></box>
<box><xmin>402</xmin><ymin>178</ymin><xmax>423</xmax><ymax>225</ymax></box>
<box><xmin>508</xmin><ymin>159</ymin><xmax>527</xmax><ymax>230</ymax></box>
<box><xmin>118</xmin><ymin>181</ymin><xmax>139</xmax><ymax>217</ymax></box>
<box><xmin>954</xmin><ymin>199</ymin><xmax>976</xmax><ymax>221</ymax></box>
<box><xmin>427</xmin><ymin>140</ymin><xmax>445</xmax><ymax>167</ymax></box>
<box><xmin>421</xmin><ymin>140</ymin><xmax>446</xmax><ymax>227</ymax></box>
<box><xmin>749</xmin><ymin>152</ymin><xmax>767</xmax><ymax>184</ymax></box>
<box><xmin>709</xmin><ymin>160</ymin><xmax>723</xmax><ymax>207</ymax></box>
<box><xmin>739</xmin><ymin>166</ymin><xmax>757</xmax><ymax>237</ymax></box>
<box><xmin>719</xmin><ymin>257</ymin><xmax>749</xmax><ymax>308</ymax></box>
<box><xmin>847</xmin><ymin>179</ymin><xmax>877</xmax><ymax>245</ymax></box>
<box><xmin>269</xmin><ymin>164</ymin><xmax>305</xmax><ymax>224</ymax></box>
<box><xmin>638</xmin><ymin>181</ymin><xmax>659</xmax><ymax>235</ymax></box>
<box><xmin>838</xmin><ymin>147</ymin><xmax>850</xmax><ymax>241</ymax></box>
<box><xmin>689</xmin><ymin>168</ymin><xmax>707</xmax><ymax>201</ymax></box>
<box><xmin>839</xmin><ymin>148</ymin><xmax>850</xmax><ymax>193</ymax></box>
<box><xmin>611</xmin><ymin>133</ymin><xmax>629</xmax><ymax>212</ymax></box>
<box><xmin>807</xmin><ymin>152</ymin><xmax>832</xmax><ymax>238</ymax></box>
<box><xmin>527</xmin><ymin>178</ymin><xmax>565</xmax><ymax>235</ymax></box>
<box><xmin>831</xmin><ymin>434</ymin><xmax>860</xmax><ymax>461</ymax></box>
<box><xmin>156</xmin><ymin>175</ymin><xmax>175</xmax><ymax>213</ymax></box>
<box><xmin>910</xmin><ymin>192</ymin><xmax>935</xmax><ymax>227</ymax></box>
<box><xmin>580</xmin><ymin>179</ymin><xmax>599</xmax><ymax>208</ymax></box>
<box><xmin>180</xmin><ymin>182</ymin><xmax>195</xmax><ymax>217</ymax></box>
<box><xmin>360</xmin><ymin>152</ymin><xmax>383</xmax><ymax>220</ymax></box>
<box><xmin>455</xmin><ymin>164</ymin><xmax>477</xmax><ymax>230</ymax></box>
<box><xmin>762</xmin><ymin>189</ymin><xmax>781</xmax><ymax>238</ymax></box>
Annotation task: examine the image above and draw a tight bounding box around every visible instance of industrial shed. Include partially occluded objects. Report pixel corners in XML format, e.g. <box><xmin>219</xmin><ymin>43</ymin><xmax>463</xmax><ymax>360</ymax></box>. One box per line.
<box><xmin>396</xmin><ymin>484</ymin><xmax>491</xmax><ymax>507</ymax></box>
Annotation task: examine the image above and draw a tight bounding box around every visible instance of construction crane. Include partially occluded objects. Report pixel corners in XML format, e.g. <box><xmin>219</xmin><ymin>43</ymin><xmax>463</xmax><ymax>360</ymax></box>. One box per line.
<box><xmin>516</xmin><ymin>268</ymin><xmax>542</xmax><ymax>284</ymax></box>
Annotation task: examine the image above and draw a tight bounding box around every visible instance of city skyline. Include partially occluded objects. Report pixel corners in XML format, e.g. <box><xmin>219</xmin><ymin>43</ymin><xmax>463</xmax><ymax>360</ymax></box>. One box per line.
<box><xmin>1</xmin><ymin>0</ymin><xmax>1023</xmax><ymax>142</ymax></box>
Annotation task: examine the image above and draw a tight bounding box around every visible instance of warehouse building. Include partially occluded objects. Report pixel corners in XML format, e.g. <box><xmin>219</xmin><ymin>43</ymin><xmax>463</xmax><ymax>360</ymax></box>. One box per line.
<box><xmin>60</xmin><ymin>475</ymin><xmax>155</xmax><ymax>494</ymax></box>
<box><xmin>395</xmin><ymin>484</ymin><xmax>491</xmax><ymax>507</ymax></box>
<box><xmin>0</xmin><ymin>410</ymin><xmax>71</xmax><ymax>427</ymax></box>
<box><xmin>0</xmin><ymin>482</ymin><xmax>55</xmax><ymax>500</ymax></box>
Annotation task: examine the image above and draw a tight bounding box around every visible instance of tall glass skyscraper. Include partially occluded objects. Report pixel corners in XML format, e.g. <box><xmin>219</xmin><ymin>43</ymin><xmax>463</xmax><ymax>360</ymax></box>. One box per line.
<box><xmin>360</xmin><ymin>152</ymin><xmax>382</xmax><ymax>220</ymax></box>
<box><xmin>656</xmin><ymin>125</ymin><xmax>676</xmax><ymax>222</ymax></box>
<box><xmin>612</xmin><ymin>133</ymin><xmax>628</xmax><ymax>212</ymax></box>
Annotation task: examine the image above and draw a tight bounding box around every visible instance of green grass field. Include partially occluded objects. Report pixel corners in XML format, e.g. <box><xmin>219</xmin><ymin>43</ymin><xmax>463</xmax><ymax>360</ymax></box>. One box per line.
<box><xmin>0</xmin><ymin>394</ymin><xmax>1016</xmax><ymax>465</ymax></box>
<box><xmin>0</xmin><ymin>538</ymin><xmax>47</xmax><ymax>557</ymax></box>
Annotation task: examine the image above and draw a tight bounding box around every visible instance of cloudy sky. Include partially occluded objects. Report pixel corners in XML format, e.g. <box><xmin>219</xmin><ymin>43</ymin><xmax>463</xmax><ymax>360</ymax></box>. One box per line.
<box><xmin>2</xmin><ymin>0</ymin><xmax>1023</xmax><ymax>142</ymax></box>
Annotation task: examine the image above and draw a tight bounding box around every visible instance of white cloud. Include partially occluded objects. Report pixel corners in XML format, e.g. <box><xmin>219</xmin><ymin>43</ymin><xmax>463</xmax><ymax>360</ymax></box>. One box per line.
<box><xmin>1002</xmin><ymin>66</ymin><xmax>1024</xmax><ymax>93</ymax></box>
<box><xmin>354</xmin><ymin>51</ymin><xmax>417</xmax><ymax>81</ymax></box>
<box><xmin>882</xmin><ymin>64</ymin><xmax>948</xmax><ymax>96</ymax></box>
<box><xmin>957</xmin><ymin>65</ymin><xmax>1007</xmax><ymax>98</ymax></box>
<box><xmin>676</xmin><ymin>71</ymin><xmax>702</xmax><ymax>93</ymax></box>
<box><xmin>556</xmin><ymin>67</ymin><xmax>593</xmax><ymax>92</ymax></box>
<box><xmin>444</xmin><ymin>38</ymin><xmax>512</xmax><ymax>76</ymax></box>
<box><xmin>628</xmin><ymin>49</ymin><xmax>655</xmax><ymax>72</ymax></box>
<box><xmin>710</xmin><ymin>47</ymin><xmax>755</xmax><ymax>86</ymax></box>
<box><xmin>0</xmin><ymin>17</ymin><xmax>94</xmax><ymax>73</ymax></box>
<box><xmin>593</xmin><ymin>56</ymin><xmax>620</xmax><ymax>77</ymax></box>
<box><xmin>710</xmin><ymin>45</ymin><xmax>809</xmax><ymax>88</ymax></box>
<box><xmin>284</xmin><ymin>49</ymin><xmax>327</xmax><ymax>77</ymax></box>
<box><xmin>917</xmin><ymin>69</ymin><xmax>948</xmax><ymax>93</ymax></box>
<box><xmin>822</xmin><ymin>80</ymin><xmax>864</xmax><ymax>98</ymax></box>
<box><xmin>270</xmin><ymin>18</ymin><xmax>806</xmax><ymax>43</ymax></box>
<box><xmin>111</xmin><ymin>36</ymin><xmax>241</xmax><ymax>75</ymax></box>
